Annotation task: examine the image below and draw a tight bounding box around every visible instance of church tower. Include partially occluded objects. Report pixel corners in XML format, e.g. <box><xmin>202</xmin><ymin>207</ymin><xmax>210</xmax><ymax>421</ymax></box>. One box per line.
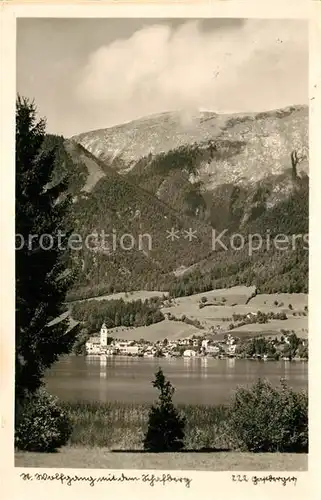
<box><xmin>100</xmin><ymin>322</ymin><xmax>108</xmax><ymax>348</ymax></box>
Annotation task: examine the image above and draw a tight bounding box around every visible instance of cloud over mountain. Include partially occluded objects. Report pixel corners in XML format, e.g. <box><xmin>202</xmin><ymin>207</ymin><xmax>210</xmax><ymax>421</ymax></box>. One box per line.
<box><xmin>75</xmin><ymin>19</ymin><xmax>308</xmax><ymax>129</ymax></box>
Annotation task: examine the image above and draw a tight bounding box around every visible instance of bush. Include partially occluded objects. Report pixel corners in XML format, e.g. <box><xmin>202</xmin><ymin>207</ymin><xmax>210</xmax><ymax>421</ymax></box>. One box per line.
<box><xmin>15</xmin><ymin>388</ymin><xmax>72</xmax><ymax>452</ymax></box>
<box><xmin>143</xmin><ymin>368</ymin><xmax>186</xmax><ymax>452</ymax></box>
<box><xmin>228</xmin><ymin>379</ymin><xmax>308</xmax><ymax>453</ymax></box>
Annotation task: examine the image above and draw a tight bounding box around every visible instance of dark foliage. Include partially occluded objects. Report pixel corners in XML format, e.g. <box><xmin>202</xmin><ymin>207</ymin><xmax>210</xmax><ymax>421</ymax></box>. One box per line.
<box><xmin>143</xmin><ymin>368</ymin><xmax>186</xmax><ymax>452</ymax></box>
<box><xmin>168</xmin><ymin>181</ymin><xmax>308</xmax><ymax>298</ymax></box>
<box><xmin>15</xmin><ymin>389</ymin><xmax>72</xmax><ymax>452</ymax></box>
<box><xmin>71</xmin><ymin>297</ymin><xmax>165</xmax><ymax>334</ymax></box>
<box><xmin>15</xmin><ymin>96</ymin><xmax>78</xmax><ymax>410</ymax></box>
<box><xmin>229</xmin><ymin>379</ymin><xmax>308</xmax><ymax>453</ymax></box>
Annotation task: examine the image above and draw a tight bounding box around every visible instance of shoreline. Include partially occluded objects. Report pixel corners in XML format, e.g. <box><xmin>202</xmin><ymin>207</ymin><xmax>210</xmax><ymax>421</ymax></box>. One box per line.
<box><xmin>83</xmin><ymin>353</ymin><xmax>308</xmax><ymax>361</ymax></box>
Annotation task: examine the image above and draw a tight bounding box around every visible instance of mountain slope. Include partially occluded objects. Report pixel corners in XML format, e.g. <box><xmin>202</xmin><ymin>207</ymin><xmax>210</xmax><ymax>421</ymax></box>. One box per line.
<box><xmin>44</xmin><ymin>105</ymin><xmax>309</xmax><ymax>299</ymax></box>
<box><xmin>72</xmin><ymin>105</ymin><xmax>308</xmax><ymax>231</ymax></box>
<box><xmin>42</xmin><ymin>136</ymin><xmax>214</xmax><ymax>300</ymax></box>
<box><xmin>72</xmin><ymin>105</ymin><xmax>308</xmax><ymax>185</ymax></box>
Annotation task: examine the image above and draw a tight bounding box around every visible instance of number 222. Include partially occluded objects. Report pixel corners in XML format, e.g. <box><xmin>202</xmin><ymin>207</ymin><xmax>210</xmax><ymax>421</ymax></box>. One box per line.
<box><xmin>232</xmin><ymin>475</ymin><xmax>248</xmax><ymax>483</ymax></box>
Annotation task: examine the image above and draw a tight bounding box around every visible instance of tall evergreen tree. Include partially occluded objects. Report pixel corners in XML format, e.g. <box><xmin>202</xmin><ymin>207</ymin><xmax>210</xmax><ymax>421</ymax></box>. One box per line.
<box><xmin>143</xmin><ymin>368</ymin><xmax>185</xmax><ymax>452</ymax></box>
<box><xmin>15</xmin><ymin>96</ymin><xmax>77</xmax><ymax>409</ymax></box>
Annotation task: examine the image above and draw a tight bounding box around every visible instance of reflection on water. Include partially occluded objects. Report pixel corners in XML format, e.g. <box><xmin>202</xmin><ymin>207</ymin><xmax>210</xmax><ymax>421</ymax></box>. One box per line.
<box><xmin>200</xmin><ymin>357</ymin><xmax>208</xmax><ymax>379</ymax></box>
<box><xmin>45</xmin><ymin>356</ymin><xmax>308</xmax><ymax>405</ymax></box>
<box><xmin>227</xmin><ymin>358</ymin><xmax>235</xmax><ymax>369</ymax></box>
<box><xmin>99</xmin><ymin>356</ymin><xmax>107</xmax><ymax>378</ymax></box>
<box><xmin>226</xmin><ymin>358</ymin><xmax>235</xmax><ymax>378</ymax></box>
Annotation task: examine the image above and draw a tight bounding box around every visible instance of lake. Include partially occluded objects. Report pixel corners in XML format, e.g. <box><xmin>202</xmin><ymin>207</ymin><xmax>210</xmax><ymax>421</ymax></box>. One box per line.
<box><xmin>45</xmin><ymin>356</ymin><xmax>308</xmax><ymax>405</ymax></box>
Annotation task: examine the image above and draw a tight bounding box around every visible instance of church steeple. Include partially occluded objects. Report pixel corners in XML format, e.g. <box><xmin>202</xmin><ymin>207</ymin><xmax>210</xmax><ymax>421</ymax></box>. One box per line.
<box><xmin>100</xmin><ymin>322</ymin><xmax>108</xmax><ymax>348</ymax></box>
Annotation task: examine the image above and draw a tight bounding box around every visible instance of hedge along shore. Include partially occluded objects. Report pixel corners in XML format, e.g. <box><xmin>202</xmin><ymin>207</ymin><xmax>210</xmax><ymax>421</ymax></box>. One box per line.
<box><xmin>61</xmin><ymin>401</ymin><xmax>235</xmax><ymax>451</ymax></box>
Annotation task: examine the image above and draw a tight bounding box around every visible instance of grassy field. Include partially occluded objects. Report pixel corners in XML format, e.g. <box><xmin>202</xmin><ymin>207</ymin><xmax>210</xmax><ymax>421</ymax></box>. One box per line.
<box><xmin>170</xmin><ymin>286</ymin><xmax>257</xmax><ymax>305</ymax></box>
<box><xmin>159</xmin><ymin>289</ymin><xmax>308</xmax><ymax>339</ymax></box>
<box><xmin>66</xmin><ymin>287</ymin><xmax>308</xmax><ymax>341</ymax></box>
<box><xmin>248</xmin><ymin>293</ymin><xmax>308</xmax><ymax>308</ymax></box>
<box><xmin>15</xmin><ymin>447</ymin><xmax>308</xmax><ymax>470</ymax></box>
<box><xmin>230</xmin><ymin>317</ymin><xmax>308</xmax><ymax>338</ymax></box>
<box><xmin>108</xmin><ymin>321</ymin><xmax>201</xmax><ymax>342</ymax></box>
<box><xmin>103</xmin><ymin>290</ymin><xmax>307</xmax><ymax>342</ymax></box>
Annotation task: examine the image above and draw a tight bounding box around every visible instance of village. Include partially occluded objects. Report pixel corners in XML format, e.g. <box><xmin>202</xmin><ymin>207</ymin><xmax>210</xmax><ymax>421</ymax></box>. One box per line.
<box><xmin>85</xmin><ymin>322</ymin><xmax>308</xmax><ymax>361</ymax></box>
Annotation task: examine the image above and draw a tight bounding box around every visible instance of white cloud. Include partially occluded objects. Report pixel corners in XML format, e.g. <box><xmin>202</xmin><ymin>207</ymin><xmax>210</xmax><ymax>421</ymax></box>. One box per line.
<box><xmin>75</xmin><ymin>19</ymin><xmax>308</xmax><ymax>130</ymax></box>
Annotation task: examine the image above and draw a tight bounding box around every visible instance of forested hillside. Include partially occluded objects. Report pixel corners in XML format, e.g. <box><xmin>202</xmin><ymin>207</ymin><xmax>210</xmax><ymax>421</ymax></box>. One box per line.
<box><xmin>41</xmin><ymin>106</ymin><xmax>308</xmax><ymax>300</ymax></box>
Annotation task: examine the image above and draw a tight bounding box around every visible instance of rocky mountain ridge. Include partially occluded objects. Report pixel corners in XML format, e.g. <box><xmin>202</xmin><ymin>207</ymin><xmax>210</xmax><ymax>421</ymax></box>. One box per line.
<box><xmin>72</xmin><ymin>105</ymin><xmax>308</xmax><ymax>190</ymax></box>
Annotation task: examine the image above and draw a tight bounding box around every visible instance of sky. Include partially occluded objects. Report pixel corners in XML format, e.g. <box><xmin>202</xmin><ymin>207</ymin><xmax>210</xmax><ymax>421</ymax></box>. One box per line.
<box><xmin>17</xmin><ymin>18</ymin><xmax>308</xmax><ymax>137</ymax></box>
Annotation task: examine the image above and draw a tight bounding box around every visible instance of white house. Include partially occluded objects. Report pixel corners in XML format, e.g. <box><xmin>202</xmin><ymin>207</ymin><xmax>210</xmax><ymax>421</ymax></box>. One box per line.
<box><xmin>183</xmin><ymin>349</ymin><xmax>196</xmax><ymax>357</ymax></box>
<box><xmin>85</xmin><ymin>336</ymin><xmax>101</xmax><ymax>355</ymax></box>
<box><xmin>115</xmin><ymin>341</ymin><xmax>129</xmax><ymax>354</ymax></box>
<box><xmin>207</xmin><ymin>345</ymin><xmax>220</xmax><ymax>355</ymax></box>
<box><xmin>126</xmin><ymin>345</ymin><xmax>140</xmax><ymax>355</ymax></box>
<box><xmin>284</xmin><ymin>335</ymin><xmax>291</xmax><ymax>345</ymax></box>
<box><xmin>104</xmin><ymin>346</ymin><xmax>117</xmax><ymax>356</ymax></box>
<box><xmin>115</xmin><ymin>340</ymin><xmax>140</xmax><ymax>355</ymax></box>
<box><xmin>202</xmin><ymin>339</ymin><xmax>209</xmax><ymax>350</ymax></box>
<box><xmin>226</xmin><ymin>334</ymin><xmax>235</xmax><ymax>346</ymax></box>
<box><xmin>227</xmin><ymin>344</ymin><xmax>237</xmax><ymax>356</ymax></box>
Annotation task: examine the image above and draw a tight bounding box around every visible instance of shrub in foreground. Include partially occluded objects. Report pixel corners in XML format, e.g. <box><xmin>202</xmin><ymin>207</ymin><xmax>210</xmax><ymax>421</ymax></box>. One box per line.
<box><xmin>143</xmin><ymin>368</ymin><xmax>186</xmax><ymax>452</ymax></box>
<box><xmin>229</xmin><ymin>379</ymin><xmax>308</xmax><ymax>453</ymax></box>
<box><xmin>15</xmin><ymin>388</ymin><xmax>72</xmax><ymax>452</ymax></box>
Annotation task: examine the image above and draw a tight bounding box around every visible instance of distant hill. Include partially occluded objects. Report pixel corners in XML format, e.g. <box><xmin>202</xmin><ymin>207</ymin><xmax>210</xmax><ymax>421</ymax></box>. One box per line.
<box><xmin>43</xmin><ymin>105</ymin><xmax>308</xmax><ymax>300</ymax></box>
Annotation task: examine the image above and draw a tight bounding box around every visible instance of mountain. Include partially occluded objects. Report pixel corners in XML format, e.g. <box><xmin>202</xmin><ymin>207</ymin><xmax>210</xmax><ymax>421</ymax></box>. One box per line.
<box><xmin>42</xmin><ymin>136</ymin><xmax>214</xmax><ymax>300</ymax></box>
<box><xmin>72</xmin><ymin>105</ymin><xmax>308</xmax><ymax>182</ymax></box>
<box><xmin>44</xmin><ymin>105</ymin><xmax>309</xmax><ymax>300</ymax></box>
<box><xmin>72</xmin><ymin>106</ymin><xmax>308</xmax><ymax>229</ymax></box>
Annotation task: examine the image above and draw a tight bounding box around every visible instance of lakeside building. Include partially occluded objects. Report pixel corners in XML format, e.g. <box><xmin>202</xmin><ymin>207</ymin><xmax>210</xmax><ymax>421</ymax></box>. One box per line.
<box><xmin>115</xmin><ymin>340</ymin><xmax>140</xmax><ymax>356</ymax></box>
<box><xmin>85</xmin><ymin>336</ymin><xmax>101</xmax><ymax>355</ymax></box>
<box><xmin>183</xmin><ymin>349</ymin><xmax>197</xmax><ymax>357</ymax></box>
<box><xmin>202</xmin><ymin>339</ymin><xmax>209</xmax><ymax>350</ymax></box>
<box><xmin>83</xmin><ymin>322</ymin><xmax>307</xmax><ymax>360</ymax></box>
<box><xmin>85</xmin><ymin>323</ymin><xmax>109</xmax><ymax>355</ymax></box>
<box><xmin>85</xmin><ymin>324</ymin><xmax>144</xmax><ymax>356</ymax></box>
<box><xmin>143</xmin><ymin>346</ymin><xmax>157</xmax><ymax>357</ymax></box>
<box><xmin>207</xmin><ymin>345</ymin><xmax>220</xmax><ymax>355</ymax></box>
<box><xmin>227</xmin><ymin>344</ymin><xmax>237</xmax><ymax>356</ymax></box>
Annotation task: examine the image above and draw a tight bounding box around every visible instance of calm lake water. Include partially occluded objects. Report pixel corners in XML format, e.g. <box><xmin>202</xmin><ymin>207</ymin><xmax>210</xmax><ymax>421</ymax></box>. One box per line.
<box><xmin>45</xmin><ymin>356</ymin><xmax>308</xmax><ymax>405</ymax></box>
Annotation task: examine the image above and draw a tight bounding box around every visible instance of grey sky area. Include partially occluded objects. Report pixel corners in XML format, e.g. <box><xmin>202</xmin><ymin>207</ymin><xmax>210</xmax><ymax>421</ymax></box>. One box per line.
<box><xmin>17</xmin><ymin>18</ymin><xmax>308</xmax><ymax>137</ymax></box>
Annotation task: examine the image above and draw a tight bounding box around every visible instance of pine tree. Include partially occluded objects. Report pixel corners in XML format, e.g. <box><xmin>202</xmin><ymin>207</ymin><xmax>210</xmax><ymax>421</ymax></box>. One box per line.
<box><xmin>15</xmin><ymin>96</ymin><xmax>77</xmax><ymax>409</ymax></box>
<box><xmin>143</xmin><ymin>368</ymin><xmax>185</xmax><ymax>452</ymax></box>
